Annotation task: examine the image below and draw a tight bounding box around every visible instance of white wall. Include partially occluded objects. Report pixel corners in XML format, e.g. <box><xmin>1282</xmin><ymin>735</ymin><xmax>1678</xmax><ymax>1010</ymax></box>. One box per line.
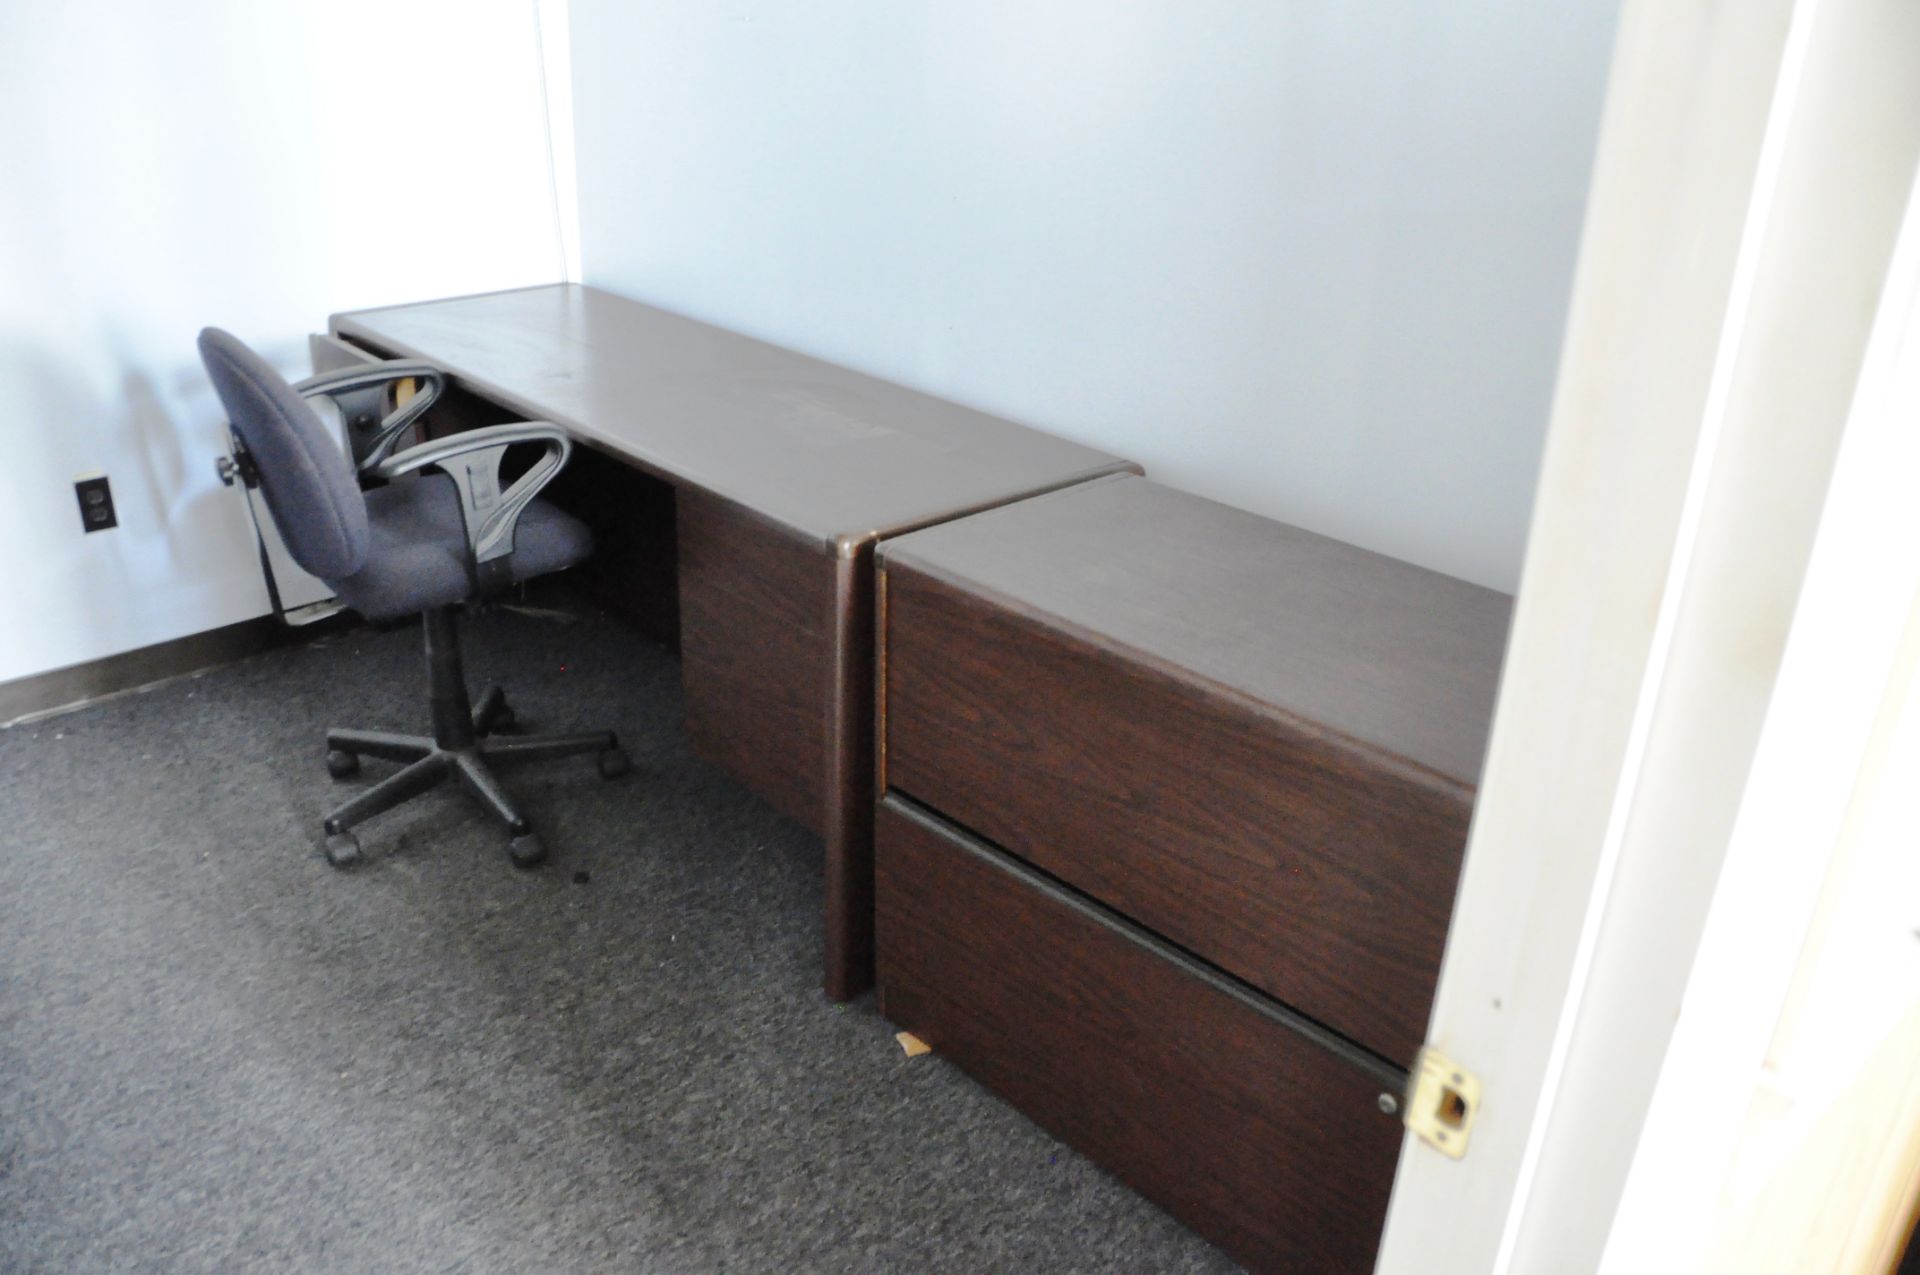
<box><xmin>569</xmin><ymin>1</ymin><xmax>1619</xmax><ymax>592</ymax></box>
<box><xmin>0</xmin><ymin>0</ymin><xmax>569</xmax><ymax>685</ymax></box>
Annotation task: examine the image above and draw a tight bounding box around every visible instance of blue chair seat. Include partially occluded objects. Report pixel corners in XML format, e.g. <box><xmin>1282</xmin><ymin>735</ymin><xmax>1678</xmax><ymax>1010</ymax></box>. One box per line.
<box><xmin>332</xmin><ymin>473</ymin><xmax>593</xmax><ymax>622</ymax></box>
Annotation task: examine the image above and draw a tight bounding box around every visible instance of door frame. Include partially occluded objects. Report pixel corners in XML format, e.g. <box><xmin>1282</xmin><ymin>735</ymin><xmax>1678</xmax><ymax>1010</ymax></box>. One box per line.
<box><xmin>1373</xmin><ymin>1</ymin><xmax>1920</xmax><ymax>1270</ymax></box>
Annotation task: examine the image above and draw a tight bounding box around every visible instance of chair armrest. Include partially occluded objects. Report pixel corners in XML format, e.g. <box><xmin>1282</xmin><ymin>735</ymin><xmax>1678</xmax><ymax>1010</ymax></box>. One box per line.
<box><xmin>293</xmin><ymin>360</ymin><xmax>448</xmax><ymax>471</ymax></box>
<box><xmin>372</xmin><ymin>423</ymin><xmax>574</xmax><ymax>596</ymax></box>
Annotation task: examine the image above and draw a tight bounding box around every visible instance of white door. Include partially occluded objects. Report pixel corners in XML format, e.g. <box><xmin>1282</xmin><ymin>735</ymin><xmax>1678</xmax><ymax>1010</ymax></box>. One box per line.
<box><xmin>1374</xmin><ymin>1</ymin><xmax>1920</xmax><ymax>1270</ymax></box>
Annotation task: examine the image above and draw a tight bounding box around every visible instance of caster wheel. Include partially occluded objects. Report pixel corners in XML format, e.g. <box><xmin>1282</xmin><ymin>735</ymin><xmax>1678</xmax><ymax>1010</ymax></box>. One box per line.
<box><xmin>493</xmin><ymin>705</ymin><xmax>519</xmax><ymax>732</ymax></box>
<box><xmin>326</xmin><ymin>749</ymin><xmax>360</xmax><ymax>780</ymax></box>
<box><xmin>323</xmin><ymin>830</ymin><xmax>363</xmax><ymax>868</ymax></box>
<box><xmin>509</xmin><ymin>831</ymin><xmax>548</xmax><ymax>869</ymax></box>
<box><xmin>597</xmin><ymin>746</ymin><xmax>631</xmax><ymax>780</ymax></box>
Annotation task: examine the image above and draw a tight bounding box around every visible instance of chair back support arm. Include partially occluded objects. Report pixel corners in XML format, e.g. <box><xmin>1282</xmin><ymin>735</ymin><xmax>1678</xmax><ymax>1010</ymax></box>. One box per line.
<box><xmin>372</xmin><ymin>422</ymin><xmax>574</xmax><ymax>597</ymax></box>
<box><xmin>292</xmin><ymin>361</ymin><xmax>448</xmax><ymax>472</ymax></box>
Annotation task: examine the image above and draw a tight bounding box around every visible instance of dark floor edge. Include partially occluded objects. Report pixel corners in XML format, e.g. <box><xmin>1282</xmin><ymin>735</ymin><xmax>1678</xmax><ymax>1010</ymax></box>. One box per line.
<box><xmin>0</xmin><ymin>612</ymin><xmax>351</xmax><ymax>729</ymax></box>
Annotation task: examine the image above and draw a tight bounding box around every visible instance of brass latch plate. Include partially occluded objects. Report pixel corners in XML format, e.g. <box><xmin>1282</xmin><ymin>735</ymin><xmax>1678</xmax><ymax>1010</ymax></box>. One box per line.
<box><xmin>1405</xmin><ymin>1046</ymin><xmax>1480</xmax><ymax>1159</ymax></box>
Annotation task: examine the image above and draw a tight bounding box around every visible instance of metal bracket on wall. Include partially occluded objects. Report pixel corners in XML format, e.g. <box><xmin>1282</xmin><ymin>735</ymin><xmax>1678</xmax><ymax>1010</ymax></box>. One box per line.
<box><xmin>1404</xmin><ymin>1046</ymin><xmax>1481</xmax><ymax>1159</ymax></box>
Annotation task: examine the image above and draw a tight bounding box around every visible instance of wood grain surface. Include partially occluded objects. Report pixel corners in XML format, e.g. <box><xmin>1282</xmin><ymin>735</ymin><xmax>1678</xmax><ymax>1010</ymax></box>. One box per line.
<box><xmin>878</xmin><ymin>476</ymin><xmax>1511</xmax><ymax>1063</ymax></box>
<box><xmin>879</xmin><ymin>474</ymin><xmax>1510</xmax><ymax>787</ymax></box>
<box><xmin>875</xmin><ymin>796</ymin><xmax>1403</xmax><ymax>1275</ymax></box>
<box><xmin>678</xmin><ymin>491</ymin><xmax>832</xmax><ymax>836</ymax></box>
<box><xmin>332</xmin><ymin>285</ymin><xmax>1135</xmax><ymax>553</ymax></box>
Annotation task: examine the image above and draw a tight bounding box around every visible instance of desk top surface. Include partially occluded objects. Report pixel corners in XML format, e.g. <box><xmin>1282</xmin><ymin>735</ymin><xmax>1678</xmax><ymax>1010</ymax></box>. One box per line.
<box><xmin>332</xmin><ymin>285</ymin><xmax>1134</xmax><ymax>554</ymax></box>
<box><xmin>880</xmin><ymin>475</ymin><xmax>1512</xmax><ymax>790</ymax></box>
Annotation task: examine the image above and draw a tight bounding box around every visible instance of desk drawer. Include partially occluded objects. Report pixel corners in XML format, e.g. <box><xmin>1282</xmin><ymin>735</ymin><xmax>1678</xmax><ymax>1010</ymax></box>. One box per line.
<box><xmin>875</xmin><ymin>796</ymin><xmax>1401</xmax><ymax>1275</ymax></box>
<box><xmin>880</xmin><ymin>563</ymin><xmax>1471</xmax><ymax>1065</ymax></box>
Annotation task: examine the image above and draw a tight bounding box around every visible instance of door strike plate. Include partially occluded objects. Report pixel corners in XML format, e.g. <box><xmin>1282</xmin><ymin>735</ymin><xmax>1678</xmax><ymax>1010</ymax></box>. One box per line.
<box><xmin>1405</xmin><ymin>1046</ymin><xmax>1480</xmax><ymax>1159</ymax></box>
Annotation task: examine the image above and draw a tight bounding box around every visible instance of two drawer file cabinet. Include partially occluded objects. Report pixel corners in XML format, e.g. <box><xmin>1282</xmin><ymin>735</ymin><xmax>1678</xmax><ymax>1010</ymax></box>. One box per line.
<box><xmin>873</xmin><ymin>475</ymin><xmax>1511</xmax><ymax>1273</ymax></box>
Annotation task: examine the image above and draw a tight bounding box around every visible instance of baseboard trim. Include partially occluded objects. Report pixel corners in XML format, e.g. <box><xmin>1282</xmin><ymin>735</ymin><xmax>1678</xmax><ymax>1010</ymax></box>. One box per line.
<box><xmin>0</xmin><ymin>614</ymin><xmax>349</xmax><ymax>728</ymax></box>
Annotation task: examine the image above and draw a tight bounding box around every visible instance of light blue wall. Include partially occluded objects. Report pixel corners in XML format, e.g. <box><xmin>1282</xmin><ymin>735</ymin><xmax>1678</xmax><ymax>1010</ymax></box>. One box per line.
<box><xmin>0</xmin><ymin>0</ymin><xmax>568</xmax><ymax>686</ymax></box>
<box><xmin>569</xmin><ymin>1</ymin><xmax>1618</xmax><ymax>591</ymax></box>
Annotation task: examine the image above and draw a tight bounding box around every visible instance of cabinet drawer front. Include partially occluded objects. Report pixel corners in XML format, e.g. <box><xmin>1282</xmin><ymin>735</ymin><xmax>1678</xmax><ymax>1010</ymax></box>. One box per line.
<box><xmin>876</xmin><ymin>797</ymin><xmax>1401</xmax><ymax>1275</ymax></box>
<box><xmin>881</xmin><ymin>563</ymin><xmax>1471</xmax><ymax>1064</ymax></box>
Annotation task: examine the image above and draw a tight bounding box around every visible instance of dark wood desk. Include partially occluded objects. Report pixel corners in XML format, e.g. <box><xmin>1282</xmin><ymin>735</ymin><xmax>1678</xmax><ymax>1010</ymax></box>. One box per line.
<box><xmin>874</xmin><ymin>475</ymin><xmax>1511</xmax><ymax>1271</ymax></box>
<box><xmin>327</xmin><ymin>284</ymin><xmax>1136</xmax><ymax>999</ymax></box>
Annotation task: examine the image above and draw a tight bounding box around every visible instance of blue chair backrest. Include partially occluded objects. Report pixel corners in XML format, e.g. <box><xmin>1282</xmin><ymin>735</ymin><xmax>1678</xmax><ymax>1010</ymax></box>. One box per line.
<box><xmin>199</xmin><ymin>328</ymin><xmax>370</xmax><ymax>582</ymax></box>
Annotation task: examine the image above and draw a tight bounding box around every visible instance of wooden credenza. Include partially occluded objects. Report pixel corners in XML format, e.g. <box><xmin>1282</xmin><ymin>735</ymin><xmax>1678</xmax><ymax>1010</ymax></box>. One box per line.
<box><xmin>873</xmin><ymin>475</ymin><xmax>1512</xmax><ymax>1272</ymax></box>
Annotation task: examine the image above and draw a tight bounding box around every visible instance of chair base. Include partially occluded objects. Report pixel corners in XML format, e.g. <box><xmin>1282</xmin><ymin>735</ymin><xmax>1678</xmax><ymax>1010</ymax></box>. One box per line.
<box><xmin>318</xmin><ymin>607</ymin><xmax>626</xmax><ymax>868</ymax></box>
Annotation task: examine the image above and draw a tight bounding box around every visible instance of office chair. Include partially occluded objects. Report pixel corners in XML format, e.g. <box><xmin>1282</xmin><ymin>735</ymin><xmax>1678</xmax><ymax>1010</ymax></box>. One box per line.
<box><xmin>198</xmin><ymin>328</ymin><xmax>628</xmax><ymax>870</ymax></box>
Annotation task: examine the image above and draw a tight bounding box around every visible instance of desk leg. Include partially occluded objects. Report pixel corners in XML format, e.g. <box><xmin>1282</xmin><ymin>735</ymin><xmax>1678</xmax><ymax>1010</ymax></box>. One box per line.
<box><xmin>823</xmin><ymin>547</ymin><xmax>877</xmax><ymax>1002</ymax></box>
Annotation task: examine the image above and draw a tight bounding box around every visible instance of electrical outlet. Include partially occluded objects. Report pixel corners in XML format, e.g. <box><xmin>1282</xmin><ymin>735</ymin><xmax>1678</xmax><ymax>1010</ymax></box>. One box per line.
<box><xmin>75</xmin><ymin>475</ymin><xmax>117</xmax><ymax>532</ymax></box>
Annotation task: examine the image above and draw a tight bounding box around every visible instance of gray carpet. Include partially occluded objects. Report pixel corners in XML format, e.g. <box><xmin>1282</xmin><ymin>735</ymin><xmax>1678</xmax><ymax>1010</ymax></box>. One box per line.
<box><xmin>0</xmin><ymin>597</ymin><xmax>1239</xmax><ymax>1274</ymax></box>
